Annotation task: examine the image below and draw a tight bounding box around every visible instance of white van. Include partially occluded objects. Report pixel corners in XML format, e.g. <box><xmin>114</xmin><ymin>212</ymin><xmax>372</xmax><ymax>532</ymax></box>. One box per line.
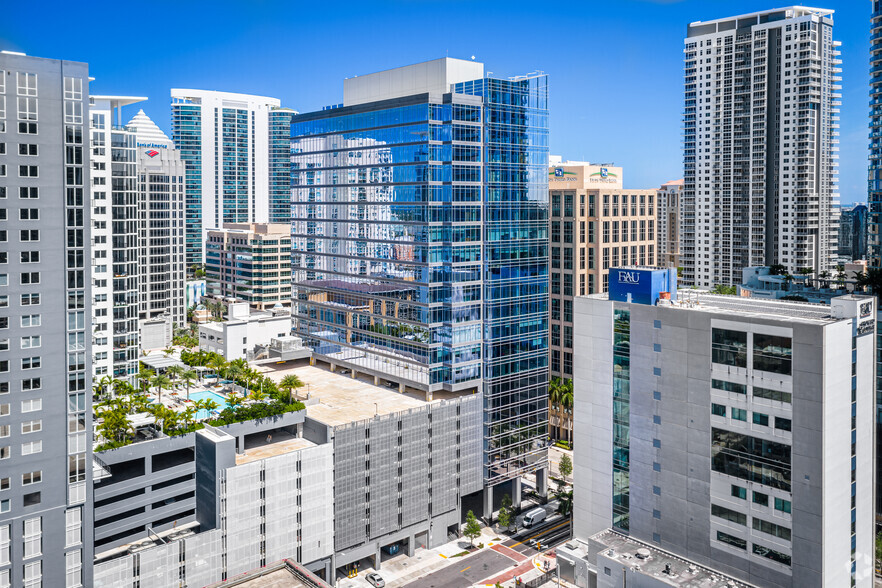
<box><xmin>522</xmin><ymin>507</ymin><xmax>546</xmax><ymax>528</ymax></box>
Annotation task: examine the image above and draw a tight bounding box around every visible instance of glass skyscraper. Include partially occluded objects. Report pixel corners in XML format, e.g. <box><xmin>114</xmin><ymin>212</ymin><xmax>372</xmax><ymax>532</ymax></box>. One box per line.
<box><xmin>170</xmin><ymin>90</ymin><xmax>289</xmax><ymax>268</ymax></box>
<box><xmin>290</xmin><ymin>59</ymin><xmax>549</xmax><ymax>492</ymax></box>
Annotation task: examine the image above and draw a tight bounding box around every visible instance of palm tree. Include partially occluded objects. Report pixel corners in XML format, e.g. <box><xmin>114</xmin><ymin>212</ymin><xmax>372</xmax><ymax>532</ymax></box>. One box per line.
<box><xmin>548</xmin><ymin>377</ymin><xmax>563</xmax><ymax>441</ymax></box>
<box><xmin>279</xmin><ymin>374</ymin><xmax>304</xmax><ymax>400</ymax></box>
<box><xmin>180</xmin><ymin>369</ymin><xmax>198</xmax><ymax>400</ymax></box>
<box><xmin>151</xmin><ymin>374</ymin><xmax>172</xmax><ymax>405</ymax></box>
<box><xmin>818</xmin><ymin>270</ymin><xmax>831</xmax><ymax>289</ymax></box>
<box><xmin>166</xmin><ymin>364</ymin><xmax>185</xmax><ymax>390</ymax></box>
<box><xmin>560</xmin><ymin>379</ymin><xmax>574</xmax><ymax>444</ymax></box>
<box><xmin>207</xmin><ymin>357</ymin><xmax>227</xmax><ymax>382</ymax></box>
<box><xmin>137</xmin><ymin>367</ymin><xmax>155</xmax><ymax>395</ymax></box>
<box><xmin>226</xmin><ymin>393</ymin><xmax>245</xmax><ymax>411</ymax></box>
<box><xmin>835</xmin><ymin>264</ymin><xmax>847</xmax><ymax>289</ymax></box>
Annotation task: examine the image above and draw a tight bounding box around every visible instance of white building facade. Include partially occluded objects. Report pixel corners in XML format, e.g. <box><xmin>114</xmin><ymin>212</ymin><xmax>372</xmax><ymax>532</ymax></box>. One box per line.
<box><xmin>682</xmin><ymin>7</ymin><xmax>841</xmax><ymax>287</ymax></box>
<box><xmin>571</xmin><ymin>275</ymin><xmax>874</xmax><ymax>587</ymax></box>
<box><xmin>126</xmin><ymin>110</ymin><xmax>187</xmax><ymax>346</ymax></box>
<box><xmin>169</xmin><ymin>90</ymin><xmax>293</xmax><ymax>267</ymax></box>
<box><xmin>198</xmin><ymin>303</ymin><xmax>291</xmax><ymax>361</ymax></box>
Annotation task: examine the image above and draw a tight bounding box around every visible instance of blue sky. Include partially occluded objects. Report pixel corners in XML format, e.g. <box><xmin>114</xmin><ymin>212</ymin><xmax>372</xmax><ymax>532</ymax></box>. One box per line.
<box><xmin>1</xmin><ymin>0</ymin><xmax>872</xmax><ymax>203</ymax></box>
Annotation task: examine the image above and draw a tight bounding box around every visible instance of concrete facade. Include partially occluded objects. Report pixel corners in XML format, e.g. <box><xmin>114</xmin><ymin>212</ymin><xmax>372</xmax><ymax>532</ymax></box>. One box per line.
<box><xmin>0</xmin><ymin>51</ymin><xmax>94</xmax><ymax>588</ymax></box>
<box><xmin>198</xmin><ymin>302</ymin><xmax>292</xmax><ymax>360</ymax></box>
<box><xmin>572</xmin><ymin>289</ymin><xmax>875</xmax><ymax>587</ymax></box>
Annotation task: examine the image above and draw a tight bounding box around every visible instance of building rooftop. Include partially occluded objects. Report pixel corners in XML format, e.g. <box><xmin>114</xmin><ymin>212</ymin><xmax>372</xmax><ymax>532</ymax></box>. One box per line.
<box><xmin>256</xmin><ymin>363</ymin><xmax>429</xmax><ymax>427</ymax></box>
<box><xmin>590</xmin><ymin>530</ymin><xmax>757</xmax><ymax>588</ymax></box>
<box><xmin>589</xmin><ymin>290</ymin><xmax>869</xmax><ymax>325</ymax></box>
<box><xmin>689</xmin><ymin>6</ymin><xmax>833</xmax><ymax>27</ymax></box>
<box><xmin>236</xmin><ymin>433</ymin><xmax>316</xmax><ymax>466</ymax></box>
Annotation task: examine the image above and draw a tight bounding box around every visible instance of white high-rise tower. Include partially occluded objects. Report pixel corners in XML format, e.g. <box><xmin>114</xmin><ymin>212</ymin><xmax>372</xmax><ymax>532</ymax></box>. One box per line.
<box><xmin>682</xmin><ymin>7</ymin><xmax>841</xmax><ymax>287</ymax></box>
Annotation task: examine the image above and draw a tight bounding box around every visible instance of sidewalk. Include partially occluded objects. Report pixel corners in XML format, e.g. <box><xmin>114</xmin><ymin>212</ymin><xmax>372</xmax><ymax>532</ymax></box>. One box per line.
<box><xmin>334</xmin><ymin>526</ymin><xmax>511</xmax><ymax>588</ymax></box>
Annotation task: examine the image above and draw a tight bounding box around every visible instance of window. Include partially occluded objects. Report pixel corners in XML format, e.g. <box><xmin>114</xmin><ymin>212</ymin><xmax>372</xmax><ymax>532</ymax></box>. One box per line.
<box><xmin>732</xmin><ymin>408</ymin><xmax>747</xmax><ymax>421</ymax></box>
<box><xmin>20</xmin><ymin>336</ymin><xmax>39</xmax><ymax>349</ymax></box>
<box><xmin>21</xmin><ymin>293</ymin><xmax>39</xmax><ymax>305</ymax></box>
<box><xmin>0</xmin><ymin>524</ymin><xmax>8</xmax><ymax>567</ymax></box>
<box><xmin>752</xmin><ymin>517</ymin><xmax>791</xmax><ymax>541</ymax></box>
<box><xmin>18</xmin><ymin>165</ymin><xmax>38</xmax><ymax>177</ymax></box>
<box><xmin>752</xmin><ymin>412</ymin><xmax>769</xmax><ymax>426</ymax></box>
<box><xmin>753</xmin><ymin>334</ymin><xmax>792</xmax><ymax>375</ymax></box>
<box><xmin>21</xmin><ymin>420</ymin><xmax>41</xmax><ymax>434</ymax></box>
<box><xmin>21</xmin><ymin>441</ymin><xmax>41</xmax><ymax>456</ymax></box>
<box><xmin>20</xmin><ymin>252</ymin><xmax>39</xmax><ymax>263</ymax></box>
<box><xmin>18</xmin><ymin>144</ymin><xmax>37</xmax><ymax>156</ymax></box>
<box><xmin>19</xmin><ymin>186</ymin><xmax>38</xmax><ymax>199</ymax></box>
<box><xmin>21</xmin><ymin>315</ymin><xmax>40</xmax><ymax>327</ymax></box>
<box><xmin>0</xmin><ymin>426</ymin><xmax>7</xmax><ymax>438</ymax></box>
<box><xmin>65</xmin><ymin>549</ymin><xmax>82</xmax><ymax>587</ymax></box>
<box><xmin>712</xmin><ymin>428</ymin><xmax>791</xmax><ymax>491</ymax></box>
<box><xmin>17</xmin><ymin>73</ymin><xmax>37</xmax><ymax>97</ymax></box>
<box><xmin>64</xmin><ymin>76</ymin><xmax>82</xmax><ymax>100</ymax></box>
<box><xmin>20</xmin><ymin>229</ymin><xmax>38</xmax><ymax>241</ymax></box>
<box><xmin>774</xmin><ymin>497</ymin><xmax>791</xmax><ymax>513</ymax></box>
<box><xmin>753</xmin><ymin>491</ymin><xmax>769</xmax><ymax>506</ymax></box>
<box><xmin>0</xmin><ymin>500</ymin><xmax>7</xmax><ymax>513</ymax></box>
<box><xmin>712</xmin><ymin>328</ymin><xmax>747</xmax><ymax>367</ymax></box>
<box><xmin>711</xmin><ymin>504</ymin><xmax>747</xmax><ymax>525</ymax></box>
<box><xmin>711</xmin><ymin>403</ymin><xmax>726</xmax><ymax>417</ymax></box>
<box><xmin>17</xmin><ymin>97</ymin><xmax>37</xmax><ymax>121</ymax></box>
<box><xmin>21</xmin><ymin>357</ymin><xmax>40</xmax><ymax>370</ymax></box>
<box><xmin>712</xmin><ymin>379</ymin><xmax>747</xmax><ymax>394</ymax></box>
<box><xmin>752</xmin><ymin>543</ymin><xmax>791</xmax><ymax>566</ymax></box>
<box><xmin>20</xmin><ymin>399</ymin><xmax>41</xmax><ymax>413</ymax></box>
<box><xmin>716</xmin><ymin>530</ymin><xmax>746</xmax><ymax>550</ymax></box>
<box><xmin>20</xmin><ymin>272</ymin><xmax>39</xmax><ymax>285</ymax></box>
<box><xmin>65</xmin><ymin>508</ymin><xmax>82</xmax><ymax>547</ymax></box>
<box><xmin>731</xmin><ymin>485</ymin><xmax>747</xmax><ymax>499</ymax></box>
<box><xmin>775</xmin><ymin>417</ymin><xmax>791</xmax><ymax>431</ymax></box>
<box><xmin>754</xmin><ymin>386</ymin><xmax>791</xmax><ymax>403</ymax></box>
<box><xmin>21</xmin><ymin>471</ymin><xmax>41</xmax><ymax>485</ymax></box>
<box><xmin>22</xmin><ymin>378</ymin><xmax>40</xmax><ymax>391</ymax></box>
<box><xmin>23</xmin><ymin>560</ymin><xmax>41</xmax><ymax>586</ymax></box>
<box><xmin>19</xmin><ymin>208</ymin><xmax>38</xmax><ymax>220</ymax></box>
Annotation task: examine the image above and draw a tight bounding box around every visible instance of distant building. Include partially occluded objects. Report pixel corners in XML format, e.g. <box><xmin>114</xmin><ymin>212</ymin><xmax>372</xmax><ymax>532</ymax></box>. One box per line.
<box><xmin>839</xmin><ymin>204</ymin><xmax>869</xmax><ymax>261</ymax></box>
<box><xmin>656</xmin><ymin>179</ymin><xmax>683</xmax><ymax>269</ymax></box>
<box><xmin>198</xmin><ymin>302</ymin><xmax>294</xmax><ymax>361</ymax></box>
<box><xmin>548</xmin><ymin>161</ymin><xmax>658</xmax><ymax>384</ymax></box>
<box><xmin>170</xmin><ymin>90</ymin><xmax>295</xmax><ymax>266</ymax></box>
<box><xmin>569</xmin><ymin>267</ymin><xmax>875</xmax><ymax>587</ymax></box>
<box><xmin>682</xmin><ymin>7</ymin><xmax>841</xmax><ymax>287</ymax></box>
<box><xmin>126</xmin><ymin>109</ymin><xmax>186</xmax><ymax>343</ymax></box>
<box><xmin>205</xmin><ymin>223</ymin><xmax>292</xmax><ymax>310</ymax></box>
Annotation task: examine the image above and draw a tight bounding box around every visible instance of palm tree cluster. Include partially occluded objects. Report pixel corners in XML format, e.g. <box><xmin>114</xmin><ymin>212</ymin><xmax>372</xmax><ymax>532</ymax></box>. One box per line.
<box><xmin>549</xmin><ymin>377</ymin><xmax>574</xmax><ymax>445</ymax></box>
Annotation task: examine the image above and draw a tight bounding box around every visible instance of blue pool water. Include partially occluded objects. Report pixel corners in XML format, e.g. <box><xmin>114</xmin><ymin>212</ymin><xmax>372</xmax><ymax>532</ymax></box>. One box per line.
<box><xmin>188</xmin><ymin>390</ymin><xmax>228</xmax><ymax>420</ymax></box>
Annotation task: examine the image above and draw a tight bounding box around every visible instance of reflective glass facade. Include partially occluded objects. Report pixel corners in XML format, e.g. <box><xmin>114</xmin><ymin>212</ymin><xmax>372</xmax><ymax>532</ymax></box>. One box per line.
<box><xmin>871</xmin><ymin>1</ymin><xmax>882</xmax><ymax>268</ymax></box>
<box><xmin>612</xmin><ymin>308</ymin><xmax>630</xmax><ymax>531</ymax></box>
<box><xmin>171</xmin><ymin>101</ymin><xmax>203</xmax><ymax>267</ymax></box>
<box><xmin>269</xmin><ymin>108</ymin><xmax>295</xmax><ymax>223</ymax></box>
<box><xmin>290</xmin><ymin>73</ymin><xmax>549</xmax><ymax>484</ymax></box>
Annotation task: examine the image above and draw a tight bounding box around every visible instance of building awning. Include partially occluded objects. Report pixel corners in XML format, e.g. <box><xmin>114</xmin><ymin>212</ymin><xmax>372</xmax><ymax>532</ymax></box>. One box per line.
<box><xmin>141</xmin><ymin>354</ymin><xmax>186</xmax><ymax>371</ymax></box>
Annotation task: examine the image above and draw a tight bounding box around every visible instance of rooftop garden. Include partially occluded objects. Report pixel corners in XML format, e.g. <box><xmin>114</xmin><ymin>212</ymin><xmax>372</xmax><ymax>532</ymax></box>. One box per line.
<box><xmin>93</xmin><ymin>351</ymin><xmax>306</xmax><ymax>452</ymax></box>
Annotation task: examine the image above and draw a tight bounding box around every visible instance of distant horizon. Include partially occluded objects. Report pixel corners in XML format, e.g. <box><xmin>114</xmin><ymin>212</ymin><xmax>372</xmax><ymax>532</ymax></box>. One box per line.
<box><xmin>2</xmin><ymin>0</ymin><xmax>871</xmax><ymax>202</ymax></box>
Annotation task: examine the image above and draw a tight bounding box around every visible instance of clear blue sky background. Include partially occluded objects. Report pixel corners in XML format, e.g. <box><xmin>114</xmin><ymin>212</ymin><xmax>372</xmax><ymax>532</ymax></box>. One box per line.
<box><xmin>1</xmin><ymin>0</ymin><xmax>872</xmax><ymax>203</ymax></box>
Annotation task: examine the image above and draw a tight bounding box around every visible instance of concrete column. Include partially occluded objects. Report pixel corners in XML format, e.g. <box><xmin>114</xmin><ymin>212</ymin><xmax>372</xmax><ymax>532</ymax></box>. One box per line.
<box><xmin>330</xmin><ymin>363</ymin><xmax>336</xmax><ymax>372</ymax></box>
<box><xmin>398</xmin><ymin>382</ymin><xmax>405</xmax><ymax>394</ymax></box>
<box><xmin>512</xmin><ymin>477</ymin><xmax>522</xmax><ymax>511</ymax></box>
<box><xmin>536</xmin><ymin>467</ymin><xmax>548</xmax><ymax>497</ymax></box>
<box><xmin>374</xmin><ymin>543</ymin><xmax>382</xmax><ymax>570</ymax></box>
<box><xmin>351</xmin><ymin>369</ymin><xmax>357</xmax><ymax>379</ymax></box>
<box><xmin>374</xmin><ymin>375</ymin><xmax>380</xmax><ymax>386</ymax></box>
<box><xmin>424</xmin><ymin>389</ymin><xmax>433</xmax><ymax>402</ymax></box>
<box><xmin>238</xmin><ymin>434</ymin><xmax>245</xmax><ymax>454</ymax></box>
<box><xmin>309</xmin><ymin>356</ymin><xmax>315</xmax><ymax>366</ymax></box>
<box><xmin>483</xmin><ymin>484</ymin><xmax>494</xmax><ymax>521</ymax></box>
<box><xmin>407</xmin><ymin>533</ymin><xmax>415</xmax><ymax>556</ymax></box>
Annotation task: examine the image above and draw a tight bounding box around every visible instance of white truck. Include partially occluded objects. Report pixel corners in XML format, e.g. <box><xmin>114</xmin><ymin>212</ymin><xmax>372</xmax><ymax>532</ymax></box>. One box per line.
<box><xmin>522</xmin><ymin>507</ymin><xmax>547</xmax><ymax>528</ymax></box>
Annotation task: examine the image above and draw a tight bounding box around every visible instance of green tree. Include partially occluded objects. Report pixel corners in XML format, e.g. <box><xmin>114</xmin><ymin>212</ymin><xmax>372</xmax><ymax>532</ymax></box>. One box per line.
<box><xmin>151</xmin><ymin>374</ymin><xmax>172</xmax><ymax>405</ymax></box>
<box><xmin>180</xmin><ymin>369</ymin><xmax>198</xmax><ymax>400</ymax></box>
<box><xmin>166</xmin><ymin>364</ymin><xmax>185</xmax><ymax>386</ymax></box>
<box><xmin>137</xmin><ymin>367</ymin><xmax>155</xmax><ymax>395</ymax></box>
<box><xmin>556</xmin><ymin>487</ymin><xmax>573</xmax><ymax>517</ymax></box>
<box><xmin>279</xmin><ymin>374</ymin><xmax>304</xmax><ymax>400</ymax></box>
<box><xmin>559</xmin><ymin>379</ymin><xmax>574</xmax><ymax>443</ymax></box>
<box><xmin>559</xmin><ymin>453</ymin><xmax>573</xmax><ymax>482</ymax></box>
<box><xmin>497</xmin><ymin>494</ymin><xmax>513</xmax><ymax>530</ymax></box>
<box><xmin>876</xmin><ymin>531</ymin><xmax>882</xmax><ymax>568</ymax></box>
<box><xmin>463</xmin><ymin>510</ymin><xmax>481</xmax><ymax>546</ymax></box>
<box><xmin>710</xmin><ymin>284</ymin><xmax>737</xmax><ymax>295</ymax></box>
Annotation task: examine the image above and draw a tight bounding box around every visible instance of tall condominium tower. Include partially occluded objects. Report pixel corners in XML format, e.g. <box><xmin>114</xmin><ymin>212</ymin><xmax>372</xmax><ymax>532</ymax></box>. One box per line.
<box><xmin>126</xmin><ymin>110</ymin><xmax>186</xmax><ymax>337</ymax></box>
<box><xmin>0</xmin><ymin>51</ymin><xmax>93</xmax><ymax>588</ymax></box>
<box><xmin>564</xmin><ymin>268</ymin><xmax>875</xmax><ymax>588</ymax></box>
<box><xmin>656</xmin><ymin>178</ymin><xmax>684</xmax><ymax>269</ymax></box>
<box><xmin>683</xmin><ymin>7</ymin><xmax>841</xmax><ymax>287</ymax></box>
<box><xmin>89</xmin><ymin>97</ymin><xmax>141</xmax><ymax>385</ymax></box>
<box><xmin>169</xmin><ymin>90</ymin><xmax>294</xmax><ymax>267</ymax></box>
<box><xmin>290</xmin><ymin>58</ymin><xmax>550</xmax><ymax>509</ymax></box>
<box><xmin>870</xmin><ymin>2</ymin><xmax>882</xmax><ymax>268</ymax></box>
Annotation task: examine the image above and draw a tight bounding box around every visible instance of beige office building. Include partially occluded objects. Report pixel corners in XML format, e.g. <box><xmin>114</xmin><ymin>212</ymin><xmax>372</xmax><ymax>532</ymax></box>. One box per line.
<box><xmin>205</xmin><ymin>223</ymin><xmax>292</xmax><ymax>310</ymax></box>
<box><xmin>548</xmin><ymin>161</ymin><xmax>657</xmax><ymax>383</ymax></box>
<box><xmin>657</xmin><ymin>178</ymin><xmax>684</xmax><ymax>269</ymax></box>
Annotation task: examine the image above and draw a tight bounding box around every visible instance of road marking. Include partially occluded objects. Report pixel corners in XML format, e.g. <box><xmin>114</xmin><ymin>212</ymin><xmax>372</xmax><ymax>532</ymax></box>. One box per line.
<box><xmin>460</xmin><ymin>566</ymin><xmax>472</xmax><ymax>573</ymax></box>
<box><xmin>508</xmin><ymin>520</ymin><xmax>569</xmax><ymax>549</ymax></box>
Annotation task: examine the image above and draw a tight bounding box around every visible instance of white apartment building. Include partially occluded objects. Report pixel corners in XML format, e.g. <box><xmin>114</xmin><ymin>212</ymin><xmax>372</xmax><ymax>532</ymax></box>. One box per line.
<box><xmin>682</xmin><ymin>7</ymin><xmax>841</xmax><ymax>287</ymax></box>
<box><xmin>126</xmin><ymin>110</ymin><xmax>186</xmax><ymax>342</ymax></box>
<box><xmin>198</xmin><ymin>302</ymin><xmax>291</xmax><ymax>361</ymax></box>
<box><xmin>90</xmin><ymin>96</ymin><xmax>142</xmax><ymax>384</ymax></box>
<box><xmin>564</xmin><ymin>267</ymin><xmax>875</xmax><ymax>588</ymax></box>
<box><xmin>170</xmin><ymin>90</ymin><xmax>294</xmax><ymax>267</ymax></box>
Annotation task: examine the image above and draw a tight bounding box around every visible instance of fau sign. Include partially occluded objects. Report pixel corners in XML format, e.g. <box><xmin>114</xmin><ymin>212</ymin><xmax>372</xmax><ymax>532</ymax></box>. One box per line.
<box><xmin>618</xmin><ymin>271</ymin><xmax>640</xmax><ymax>284</ymax></box>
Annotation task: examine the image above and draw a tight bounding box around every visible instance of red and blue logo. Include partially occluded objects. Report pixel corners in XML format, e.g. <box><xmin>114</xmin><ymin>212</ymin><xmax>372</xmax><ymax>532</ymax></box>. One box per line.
<box><xmin>146</xmin><ymin>150</ymin><xmax>160</xmax><ymax>158</ymax></box>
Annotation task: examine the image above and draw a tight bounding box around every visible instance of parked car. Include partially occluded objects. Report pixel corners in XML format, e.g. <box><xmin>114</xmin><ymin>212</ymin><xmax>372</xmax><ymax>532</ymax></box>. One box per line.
<box><xmin>366</xmin><ymin>572</ymin><xmax>385</xmax><ymax>587</ymax></box>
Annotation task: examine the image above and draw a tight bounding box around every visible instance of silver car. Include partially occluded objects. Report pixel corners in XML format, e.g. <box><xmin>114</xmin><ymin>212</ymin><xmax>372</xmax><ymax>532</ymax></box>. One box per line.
<box><xmin>366</xmin><ymin>572</ymin><xmax>385</xmax><ymax>588</ymax></box>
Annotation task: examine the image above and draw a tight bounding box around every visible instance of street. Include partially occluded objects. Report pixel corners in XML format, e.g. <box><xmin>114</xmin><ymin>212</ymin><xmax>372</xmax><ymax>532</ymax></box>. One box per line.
<box><xmin>400</xmin><ymin>548</ymin><xmax>515</xmax><ymax>588</ymax></box>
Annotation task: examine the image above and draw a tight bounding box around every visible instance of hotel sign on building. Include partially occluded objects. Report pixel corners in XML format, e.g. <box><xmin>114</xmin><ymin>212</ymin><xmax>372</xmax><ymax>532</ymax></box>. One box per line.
<box><xmin>548</xmin><ymin>163</ymin><xmax>623</xmax><ymax>190</ymax></box>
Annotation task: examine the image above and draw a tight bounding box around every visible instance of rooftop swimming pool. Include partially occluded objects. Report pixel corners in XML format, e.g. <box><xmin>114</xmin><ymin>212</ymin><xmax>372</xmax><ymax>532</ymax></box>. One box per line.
<box><xmin>188</xmin><ymin>390</ymin><xmax>228</xmax><ymax>420</ymax></box>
